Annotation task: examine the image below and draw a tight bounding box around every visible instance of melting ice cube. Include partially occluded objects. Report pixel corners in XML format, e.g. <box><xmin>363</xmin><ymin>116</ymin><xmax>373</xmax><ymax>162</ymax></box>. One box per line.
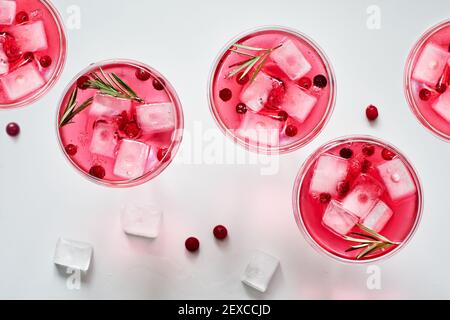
<box><xmin>341</xmin><ymin>174</ymin><xmax>384</xmax><ymax>220</ymax></box>
<box><xmin>377</xmin><ymin>158</ymin><xmax>416</xmax><ymax>202</ymax></box>
<box><xmin>0</xmin><ymin>62</ymin><xmax>45</xmax><ymax>100</ymax></box>
<box><xmin>90</xmin><ymin>122</ymin><xmax>118</xmax><ymax>158</ymax></box>
<box><xmin>89</xmin><ymin>94</ymin><xmax>132</xmax><ymax>119</ymax></box>
<box><xmin>113</xmin><ymin>139</ymin><xmax>150</xmax><ymax>179</ymax></box>
<box><xmin>121</xmin><ymin>204</ymin><xmax>162</xmax><ymax>238</ymax></box>
<box><xmin>240</xmin><ymin>71</ymin><xmax>274</xmax><ymax>112</ymax></box>
<box><xmin>362</xmin><ymin>200</ymin><xmax>393</xmax><ymax>233</ymax></box>
<box><xmin>241</xmin><ymin>250</ymin><xmax>279</xmax><ymax>293</ymax></box>
<box><xmin>10</xmin><ymin>20</ymin><xmax>48</xmax><ymax>52</ymax></box>
<box><xmin>270</xmin><ymin>39</ymin><xmax>311</xmax><ymax>81</ymax></box>
<box><xmin>238</xmin><ymin>111</ymin><xmax>281</xmax><ymax>147</ymax></box>
<box><xmin>0</xmin><ymin>45</ymin><xmax>8</xmax><ymax>75</ymax></box>
<box><xmin>309</xmin><ymin>154</ymin><xmax>349</xmax><ymax>196</ymax></box>
<box><xmin>0</xmin><ymin>0</ymin><xmax>16</xmax><ymax>25</ymax></box>
<box><xmin>322</xmin><ymin>200</ymin><xmax>358</xmax><ymax>236</ymax></box>
<box><xmin>432</xmin><ymin>89</ymin><xmax>450</xmax><ymax>122</ymax></box>
<box><xmin>53</xmin><ymin>238</ymin><xmax>93</xmax><ymax>272</ymax></box>
<box><xmin>280</xmin><ymin>84</ymin><xmax>317</xmax><ymax>123</ymax></box>
<box><xmin>136</xmin><ymin>102</ymin><xmax>175</xmax><ymax>134</ymax></box>
<box><xmin>412</xmin><ymin>43</ymin><xmax>450</xmax><ymax>86</ymax></box>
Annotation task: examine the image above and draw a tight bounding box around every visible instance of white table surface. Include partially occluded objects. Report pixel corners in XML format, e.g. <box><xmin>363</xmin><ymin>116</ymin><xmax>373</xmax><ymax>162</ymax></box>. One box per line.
<box><xmin>1</xmin><ymin>0</ymin><xmax>450</xmax><ymax>299</ymax></box>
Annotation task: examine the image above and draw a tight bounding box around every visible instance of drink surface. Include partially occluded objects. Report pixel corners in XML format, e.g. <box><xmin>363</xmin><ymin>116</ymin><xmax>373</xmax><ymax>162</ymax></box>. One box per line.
<box><xmin>210</xmin><ymin>28</ymin><xmax>334</xmax><ymax>153</ymax></box>
<box><xmin>0</xmin><ymin>0</ymin><xmax>65</xmax><ymax>108</ymax></box>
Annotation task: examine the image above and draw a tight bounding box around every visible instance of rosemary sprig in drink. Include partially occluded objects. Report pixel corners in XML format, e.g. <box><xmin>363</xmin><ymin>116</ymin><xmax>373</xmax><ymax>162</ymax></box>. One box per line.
<box><xmin>59</xmin><ymin>88</ymin><xmax>93</xmax><ymax>127</ymax></box>
<box><xmin>227</xmin><ymin>43</ymin><xmax>282</xmax><ymax>82</ymax></box>
<box><xmin>344</xmin><ymin>223</ymin><xmax>400</xmax><ymax>260</ymax></box>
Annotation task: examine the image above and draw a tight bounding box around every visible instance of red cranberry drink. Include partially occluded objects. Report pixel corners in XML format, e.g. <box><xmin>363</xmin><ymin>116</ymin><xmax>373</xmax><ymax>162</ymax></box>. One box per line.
<box><xmin>208</xmin><ymin>26</ymin><xmax>335</xmax><ymax>153</ymax></box>
<box><xmin>0</xmin><ymin>0</ymin><xmax>66</xmax><ymax>108</ymax></box>
<box><xmin>405</xmin><ymin>19</ymin><xmax>450</xmax><ymax>140</ymax></box>
<box><xmin>57</xmin><ymin>60</ymin><xmax>183</xmax><ymax>187</ymax></box>
<box><xmin>293</xmin><ymin>136</ymin><xmax>422</xmax><ymax>262</ymax></box>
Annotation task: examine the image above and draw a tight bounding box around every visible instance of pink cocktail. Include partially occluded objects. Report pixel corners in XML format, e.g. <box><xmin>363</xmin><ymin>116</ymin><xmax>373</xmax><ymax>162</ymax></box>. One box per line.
<box><xmin>208</xmin><ymin>26</ymin><xmax>335</xmax><ymax>154</ymax></box>
<box><xmin>0</xmin><ymin>0</ymin><xmax>66</xmax><ymax>109</ymax></box>
<box><xmin>405</xmin><ymin>19</ymin><xmax>450</xmax><ymax>140</ymax></box>
<box><xmin>293</xmin><ymin>136</ymin><xmax>422</xmax><ymax>263</ymax></box>
<box><xmin>57</xmin><ymin>60</ymin><xmax>183</xmax><ymax>187</ymax></box>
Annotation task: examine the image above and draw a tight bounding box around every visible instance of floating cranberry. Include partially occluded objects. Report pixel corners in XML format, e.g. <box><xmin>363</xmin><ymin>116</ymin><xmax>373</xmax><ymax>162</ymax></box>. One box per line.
<box><xmin>76</xmin><ymin>76</ymin><xmax>90</xmax><ymax>90</ymax></box>
<box><xmin>219</xmin><ymin>88</ymin><xmax>232</xmax><ymax>102</ymax></box>
<box><xmin>4</xmin><ymin>36</ymin><xmax>21</xmax><ymax>62</ymax></box>
<box><xmin>319</xmin><ymin>193</ymin><xmax>331</xmax><ymax>204</ymax></box>
<box><xmin>298</xmin><ymin>77</ymin><xmax>312</xmax><ymax>89</ymax></box>
<box><xmin>339</xmin><ymin>147</ymin><xmax>353</xmax><ymax>159</ymax></box>
<box><xmin>266</xmin><ymin>82</ymin><xmax>285</xmax><ymax>108</ymax></box>
<box><xmin>157</xmin><ymin>148</ymin><xmax>171</xmax><ymax>162</ymax></box>
<box><xmin>337</xmin><ymin>181</ymin><xmax>350</xmax><ymax>197</ymax></box>
<box><xmin>152</xmin><ymin>77</ymin><xmax>165</xmax><ymax>91</ymax></box>
<box><xmin>285</xmin><ymin>125</ymin><xmax>298</xmax><ymax>137</ymax></box>
<box><xmin>89</xmin><ymin>165</ymin><xmax>105</xmax><ymax>179</ymax></box>
<box><xmin>15</xmin><ymin>11</ymin><xmax>29</xmax><ymax>24</ymax></box>
<box><xmin>213</xmin><ymin>225</ymin><xmax>228</xmax><ymax>240</ymax></box>
<box><xmin>313</xmin><ymin>74</ymin><xmax>327</xmax><ymax>88</ymax></box>
<box><xmin>381</xmin><ymin>148</ymin><xmax>395</xmax><ymax>161</ymax></box>
<box><xmin>419</xmin><ymin>88</ymin><xmax>431</xmax><ymax>101</ymax></box>
<box><xmin>135</xmin><ymin>68</ymin><xmax>151</xmax><ymax>81</ymax></box>
<box><xmin>366</xmin><ymin>105</ymin><xmax>378</xmax><ymax>121</ymax></box>
<box><xmin>185</xmin><ymin>237</ymin><xmax>200</xmax><ymax>252</ymax></box>
<box><xmin>436</xmin><ymin>83</ymin><xmax>447</xmax><ymax>94</ymax></box>
<box><xmin>277</xmin><ymin>110</ymin><xmax>288</xmax><ymax>121</ymax></box>
<box><xmin>236</xmin><ymin>72</ymin><xmax>249</xmax><ymax>85</ymax></box>
<box><xmin>65</xmin><ymin>144</ymin><xmax>78</xmax><ymax>156</ymax></box>
<box><xmin>6</xmin><ymin>122</ymin><xmax>20</xmax><ymax>136</ymax></box>
<box><xmin>361</xmin><ymin>159</ymin><xmax>372</xmax><ymax>173</ymax></box>
<box><xmin>23</xmin><ymin>52</ymin><xmax>34</xmax><ymax>61</ymax></box>
<box><xmin>124</xmin><ymin>122</ymin><xmax>140</xmax><ymax>138</ymax></box>
<box><xmin>236</xmin><ymin>103</ymin><xmax>247</xmax><ymax>114</ymax></box>
<box><xmin>39</xmin><ymin>55</ymin><xmax>52</xmax><ymax>68</ymax></box>
<box><xmin>362</xmin><ymin>144</ymin><xmax>375</xmax><ymax>156</ymax></box>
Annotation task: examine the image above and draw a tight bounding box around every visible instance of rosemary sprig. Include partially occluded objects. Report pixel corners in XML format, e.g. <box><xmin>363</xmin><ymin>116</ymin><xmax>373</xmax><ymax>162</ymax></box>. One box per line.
<box><xmin>59</xmin><ymin>88</ymin><xmax>93</xmax><ymax>127</ymax></box>
<box><xmin>227</xmin><ymin>43</ymin><xmax>282</xmax><ymax>82</ymax></box>
<box><xmin>344</xmin><ymin>224</ymin><xmax>400</xmax><ymax>260</ymax></box>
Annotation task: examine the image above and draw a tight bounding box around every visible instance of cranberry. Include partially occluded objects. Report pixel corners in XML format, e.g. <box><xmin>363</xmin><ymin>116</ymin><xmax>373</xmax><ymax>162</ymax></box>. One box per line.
<box><xmin>313</xmin><ymin>74</ymin><xmax>327</xmax><ymax>88</ymax></box>
<box><xmin>419</xmin><ymin>88</ymin><xmax>431</xmax><ymax>101</ymax></box>
<box><xmin>219</xmin><ymin>88</ymin><xmax>232</xmax><ymax>102</ymax></box>
<box><xmin>319</xmin><ymin>193</ymin><xmax>331</xmax><ymax>204</ymax></box>
<box><xmin>157</xmin><ymin>148</ymin><xmax>171</xmax><ymax>162</ymax></box>
<box><xmin>236</xmin><ymin>72</ymin><xmax>249</xmax><ymax>85</ymax></box>
<box><xmin>337</xmin><ymin>181</ymin><xmax>350</xmax><ymax>197</ymax></box>
<box><xmin>448</xmin><ymin>43</ymin><xmax>450</xmax><ymax>53</ymax></box>
<box><xmin>65</xmin><ymin>144</ymin><xmax>78</xmax><ymax>156</ymax></box>
<box><xmin>298</xmin><ymin>77</ymin><xmax>312</xmax><ymax>89</ymax></box>
<box><xmin>339</xmin><ymin>147</ymin><xmax>353</xmax><ymax>159</ymax></box>
<box><xmin>277</xmin><ymin>110</ymin><xmax>288</xmax><ymax>121</ymax></box>
<box><xmin>124</xmin><ymin>122</ymin><xmax>140</xmax><ymax>138</ymax></box>
<box><xmin>236</xmin><ymin>103</ymin><xmax>247</xmax><ymax>114</ymax></box>
<box><xmin>4</xmin><ymin>36</ymin><xmax>21</xmax><ymax>62</ymax></box>
<box><xmin>436</xmin><ymin>83</ymin><xmax>447</xmax><ymax>94</ymax></box>
<box><xmin>15</xmin><ymin>11</ymin><xmax>29</xmax><ymax>24</ymax></box>
<box><xmin>185</xmin><ymin>237</ymin><xmax>200</xmax><ymax>252</ymax></box>
<box><xmin>135</xmin><ymin>69</ymin><xmax>151</xmax><ymax>81</ymax></box>
<box><xmin>115</xmin><ymin>111</ymin><xmax>129</xmax><ymax>131</ymax></box>
<box><xmin>362</xmin><ymin>144</ymin><xmax>375</xmax><ymax>156</ymax></box>
<box><xmin>366</xmin><ymin>105</ymin><xmax>379</xmax><ymax>121</ymax></box>
<box><xmin>89</xmin><ymin>165</ymin><xmax>105</xmax><ymax>179</ymax></box>
<box><xmin>5</xmin><ymin>122</ymin><xmax>20</xmax><ymax>136</ymax></box>
<box><xmin>23</xmin><ymin>52</ymin><xmax>34</xmax><ymax>61</ymax></box>
<box><xmin>266</xmin><ymin>82</ymin><xmax>285</xmax><ymax>108</ymax></box>
<box><xmin>381</xmin><ymin>148</ymin><xmax>395</xmax><ymax>160</ymax></box>
<box><xmin>76</xmin><ymin>76</ymin><xmax>90</xmax><ymax>90</ymax></box>
<box><xmin>213</xmin><ymin>225</ymin><xmax>228</xmax><ymax>240</ymax></box>
<box><xmin>361</xmin><ymin>159</ymin><xmax>372</xmax><ymax>173</ymax></box>
<box><xmin>152</xmin><ymin>77</ymin><xmax>165</xmax><ymax>91</ymax></box>
<box><xmin>39</xmin><ymin>55</ymin><xmax>52</xmax><ymax>68</ymax></box>
<box><xmin>285</xmin><ymin>125</ymin><xmax>298</xmax><ymax>137</ymax></box>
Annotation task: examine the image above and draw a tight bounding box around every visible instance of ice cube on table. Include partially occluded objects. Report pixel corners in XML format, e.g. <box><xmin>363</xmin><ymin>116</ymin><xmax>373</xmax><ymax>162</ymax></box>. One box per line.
<box><xmin>136</xmin><ymin>103</ymin><xmax>175</xmax><ymax>134</ymax></box>
<box><xmin>242</xmin><ymin>250</ymin><xmax>279</xmax><ymax>293</ymax></box>
<box><xmin>322</xmin><ymin>200</ymin><xmax>358</xmax><ymax>236</ymax></box>
<box><xmin>341</xmin><ymin>174</ymin><xmax>384</xmax><ymax>220</ymax></box>
<box><xmin>362</xmin><ymin>200</ymin><xmax>393</xmax><ymax>233</ymax></box>
<box><xmin>0</xmin><ymin>45</ymin><xmax>8</xmax><ymax>75</ymax></box>
<box><xmin>0</xmin><ymin>0</ymin><xmax>16</xmax><ymax>25</ymax></box>
<box><xmin>432</xmin><ymin>89</ymin><xmax>450</xmax><ymax>122</ymax></box>
<box><xmin>270</xmin><ymin>39</ymin><xmax>312</xmax><ymax>81</ymax></box>
<box><xmin>90</xmin><ymin>122</ymin><xmax>117</xmax><ymax>158</ymax></box>
<box><xmin>280</xmin><ymin>84</ymin><xmax>317</xmax><ymax>123</ymax></box>
<box><xmin>412</xmin><ymin>43</ymin><xmax>450</xmax><ymax>86</ymax></box>
<box><xmin>310</xmin><ymin>154</ymin><xmax>349</xmax><ymax>196</ymax></box>
<box><xmin>121</xmin><ymin>204</ymin><xmax>162</xmax><ymax>238</ymax></box>
<box><xmin>53</xmin><ymin>238</ymin><xmax>93</xmax><ymax>272</ymax></box>
<box><xmin>0</xmin><ymin>62</ymin><xmax>45</xmax><ymax>100</ymax></box>
<box><xmin>9</xmin><ymin>20</ymin><xmax>48</xmax><ymax>52</ymax></box>
<box><xmin>113</xmin><ymin>139</ymin><xmax>150</xmax><ymax>179</ymax></box>
<box><xmin>89</xmin><ymin>94</ymin><xmax>132</xmax><ymax>118</ymax></box>
<box><xmin>238</xmin><ymin>111</ymin><xmax>281</xmax><ymax>147</ymax></box>
<box><xmin>377</xmin><ymin>158</ymin><xmax>416</xmax><ymax>202</ymax></box>
<box><xmin>240</xmin><ymin>71</ymin><xmax>275</xmax><ymax>112</ymax></box>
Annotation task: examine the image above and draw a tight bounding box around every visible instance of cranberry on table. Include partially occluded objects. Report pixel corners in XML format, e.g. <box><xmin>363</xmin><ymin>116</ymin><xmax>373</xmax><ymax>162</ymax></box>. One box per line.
<box><xmin>236</xmin><ymin>103</ymin><xmax>247</xmax><ymax>114</ymax></box>
<box><xmin>366</xmin><ymin>105</ymin><xmax>378</xmax><ymax>121</ymax></box>
<box><xmin>152</xmin><ymin>77</ymin><xmax>165</xmax><ymax>91</ymax></box>
<box><xmin>39</xmin><ymin>55</ymin><xmax>52</xmax><ymax>68</ymax></box>
<box><xmin>313</xmin><ymin>74</ymin><xmax>327</xmax><ymax>88</ymax></box>
<box><xmin>135</xmin><ymin>69</ymin><xmax>151</xmax><ymax>81</ymax></box>
<box><xmin>285</xmin><ymin>125</ymin><xmax>298</xmax><ymax>137</ymax></box>
<box><xmin>65</xmin><ymin>144</ymin><xmax>78</xmax><ymax>156</ymax></box>
<box><xmin>219</xmin><ymin>88</ymin><xmax>232</xmax><ymax>102</ymax></box>
<box><xmin>15</xmin><ymin>11</ymin><xmax>28</xmax><ymax>24</ymax></box>
<box><xmin>339</xmin><ymin>147</ymin><xmax>353</xmax><ymax>159</ymax></box>
<box><xmin>298</xmin><ymin>77</ymin><xmax>312</xmax><ymax>89</ymax></box>
<box><xmin>6</xmin><ymin>122</ymin><xmax>20</xmax><ymax>136</ymax></box>
<box><xmin>419</xmin><ymin>88</ymin><xmax>431</xmax><ymax>101</ymax></box>
<box><xmin>89</xmin><ymin>165</ymin><xmax>106</xmax><ymax>179</ymax></box>
<box><xmin>213</xmin><ymin>225</ymin><xmax>228</xmax><ymax>240</ymax></box>
<box><xmin>77</xmin><ymin>76</ymin><xmax>90</xmax><ymax>90</ymax></box>
<box><xmin>185</xmin><ymin>237</ymin><xmax>200</xmax><ymax>252</ymax></box>
<box><xmin>381</xmin><ymin>148</ymin><xmax>395</xmax><ymax>161</ymax></box>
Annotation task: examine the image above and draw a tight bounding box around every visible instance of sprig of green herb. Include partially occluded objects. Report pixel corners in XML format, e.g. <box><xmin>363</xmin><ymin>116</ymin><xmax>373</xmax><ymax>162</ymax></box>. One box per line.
<box><xmin>59</xmin><ymin>88</ymin><xmax>93</xmax><ymax>127</ymax></box>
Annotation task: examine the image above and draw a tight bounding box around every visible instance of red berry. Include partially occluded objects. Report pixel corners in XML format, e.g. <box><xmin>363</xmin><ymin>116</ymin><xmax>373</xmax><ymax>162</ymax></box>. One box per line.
<box><xmin>23</xmin><ymin>52</ymin><xmax>34</xmax><ymax>61</ymax></box>
<box><xmin>337</xmin><ymin>181</ymin><xmax>350</xmax><ymax>197</ymax></box>
<box><xmin>76</xmin><ymin>76</ymin><xmax>90</xmax><ymax>90</ymax></box>
<box><xmin>382</xmin><ymin>148</ymin><xmax>395</xmax><ymax>161</ymax></box>
<box><xmin>213</xmin><ymin>225</ymin><xmax>228</xmax><ymax>240</ymax></box>
<box><xmin>298</xmin><ymin>77</ymin><xmax>312</xmax><ymax>89</ymax></box>
<box><xmin>366</xmin><ymin>105</ymin><xmax>378</xmax><ymax>121</ymax></box>
<box><xmin>124</xmin><ymin>122</ymin><xmax>141</xmax><ymax>138</ymax></box>
<box><xmin>89</xmin><ymin>165</ymin><xmax>105</xmax><ymax>179</ymax></box>
<box><xmin>219</xmin><ymin>88</ymin><xmax>232</xmax><ymax>102</ymax></box>
<box><xmin>313</xmin><ymin>74</ymin><xmax>327</xmax><ymax>88</ymax></box>
<box><xmin>362</xmin><ymin>144</ymin><xmax>375</xmax><ymax>156</ymax></box>
<box><xmin>361</xmin><ymin>159</ymin><xmax>372</xmax><ymax>173</ymax></box>
<box><xmin>15</xmin><ymin>11</ymin><xmax>28</xmax><ymax>24</ymax></box>
<box><xmin>319</xmin><ymin>193</ymin><xmax>331</xmax><ymax>204</ymax></box>
<box><xmin>3</xmin><ymin>35</ymin><xmax>21</xmax><ymax>62</ymax></box>
<box><xmin>448</xmin><ymin>43</ymin><xmax>450</xmax><ymax>53</ymax></box>
<box><xmin>277</xmin><ymin>110</ymin><xmax>288</xmax><ymax>121</ymax></box>
<box><xmin>266</xmin><ymin>82</ymin><xmax>285</xmax><ymax>108</ymax></box>
<box><xmin>185</xmin><ymin>237</ymin><xmax>200</xmax><ymax>252</ymax></box>
<box><xmin>6</xmin><ymin>122</ymin><xmax>20</xmax><ymax>136</ymax></box>
<box><xmin>236</xmin><ymin>103</ymin><xmax>247</xmax><ymax>114</ymax></box>
<box><xmin>135</xmin><ymin>69</ymin><xmax>151</xmax><ymax>81</ymax></box>
<box><xmin>436</xmin><ymin>83</ymin><xmax>447</xmax><ymax>94</ymax></box>
<box><xmin>157</xmin><ymin>148</ymin><xmax>171</xmax><ymax>162</ymax></box>
<box><xmin>285</xmin><ymin>125</ymin><xmax>298</xmax><ymax>137</ymax></box>
<box><xmin>236</xmin><ymin>72</ymin><xmax>249</xmax><ymax>85</ymax></box>
<box><xmin>152</xmin><ymin>78</ymin><xmax>165</xmax><ymax>91</ymax></box>
<box><xmin>39</xmin><ymin>55</ymin><xmax>52</xmax><ymax>68</ymax></box>
<box><xmin>65</xmin><ymin>144</ymin><xmax>78</xmax><ymax>156</ymax></box>
<box><xmin>419</xmin><ymin>88</ymin><xmax>431</xmax><ymax>101</ymax></box>
<box><xmin>339</xmin><ymin>147</ymin><xmax>353</xmax><ymax>159</ymax></box>
<box><xmin>114</xmin><ymin>111</ymin><xmax>129</xmax><ymax>130</ymax></box>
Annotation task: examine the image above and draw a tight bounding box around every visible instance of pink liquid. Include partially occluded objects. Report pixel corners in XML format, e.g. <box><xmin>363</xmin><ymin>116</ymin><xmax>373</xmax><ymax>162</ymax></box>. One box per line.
<box><xmin>405</xmin><ymin>19</ymin><xmax>450</xmax><ymax>139</ymax></box>
<box><xmin>209</xmin><ymin>27</ymin><xmax>335</xmax><ymax>153</ymax></box>
<box><xmin>294</xmin><ymin>137</ymin><xmax>422</xmax><ymax>262</ymax></box>
<box><xmin>57</xmin><ymin>60</ymin><xmax>183</xmax><ymax>187</ymax></box>
<box><xmin>0</xmin><ymin>0</ymin><xmax>66</xmax><ymax>108</ymax></box>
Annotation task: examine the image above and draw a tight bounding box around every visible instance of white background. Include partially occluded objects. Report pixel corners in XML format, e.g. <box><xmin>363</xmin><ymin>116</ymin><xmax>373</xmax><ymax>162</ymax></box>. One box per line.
<box><xmin>0</xmin><ymin>0</ymin><xmax>449</xmax><ymax>299</ymax></box>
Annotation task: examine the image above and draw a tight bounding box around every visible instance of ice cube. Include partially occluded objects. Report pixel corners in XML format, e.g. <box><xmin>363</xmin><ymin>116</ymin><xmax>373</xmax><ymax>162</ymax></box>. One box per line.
<box><xmin>0</xmin><ymin>45</ymin><xmax>8</xmax><ymax>75</ymax></box>
<box><xmin>270</xmin><ymin>39</ymin><xmax>311</xmax><ymax>81</ymax></box>
<box><xmin>121</xmin><ymin>204</ymin><xmax>162</xmax><ymax>238</ymax></box>
<box><xmin>280</xmin><ymin>84</ymin><xmax>317</xmax><ymax>123</ymax></box>
<box><xmin>240</xmin><ymin>71</ymin><xmax>274</xmax><ymax>112</ymax></box>
<box><xmin>53</xmin><ymin>238</ymin><xmax>93</xmax><ymax>272</ymax></box>
<box><xmin>238</xmin><ymin>111</ymin><xmax>281</xmax><ymax>147</ymax></box>
<box><xmin>341</xmin><ymin>174</ymin><xmax>384</xmax><ymax>220</ymax></box>
<box><xmin>432</xmin><ymin>89</ymin><xmax>450</xmax><ymax>122</ymax></box>
<box><xmin>89</xmin><ymin>94</ymin><xmax>132</xmax><ymax>118</ymax></box>
<box><xmin>113</xmin><ymin>139</ymin><xmax>150</xmax><ymax>179</ymax></box>
<box><xmin>362</xmin><ymin>200</ymin><xmax>393</xmax><ymax>233</ymax></box>
<box><xmin>412</xmin><ymin>43</ymin><xmax>450</xmax><ymax>86</ymax></box>
<box><xmin>89</xmin><ymin>122</ymin><xmax>118</xmax><ymax>158</ymax></box>
<box><xmin>0</xmin><ymin>62</ymin><xmax>45</xmax><ymax>100</ymax></box>
<box><xmin>0</xmin><ymin>0</ymin><xmax>15</xmax><ymax>25</ymax></box>
<box><xmin>136</xmin><ymin>102</ymin><xmax>175</xmax><ymax>134</ymax></box>
<box><xmin>10</xmin><ymin>20</ymin><xmax>48</xmax><ymax>52</ymax></box>
<box><xmin>309</xmin><ymin>154</ymin><xmax>349</xmax><ymax>196</ymax></box>
<box><xmin>322</xmin><ymin>200</ymin><xmax>358</xmax><ymax>236</ymax></box>
<box><xmin>377</xmin><ymin>158</ymin><xmax>416</xmax><ymax>201</ymax></box>
<box><xmin>241</xmin><ymin>250</ymin><xmax>279</xmax><ymax>293</ymax></box>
